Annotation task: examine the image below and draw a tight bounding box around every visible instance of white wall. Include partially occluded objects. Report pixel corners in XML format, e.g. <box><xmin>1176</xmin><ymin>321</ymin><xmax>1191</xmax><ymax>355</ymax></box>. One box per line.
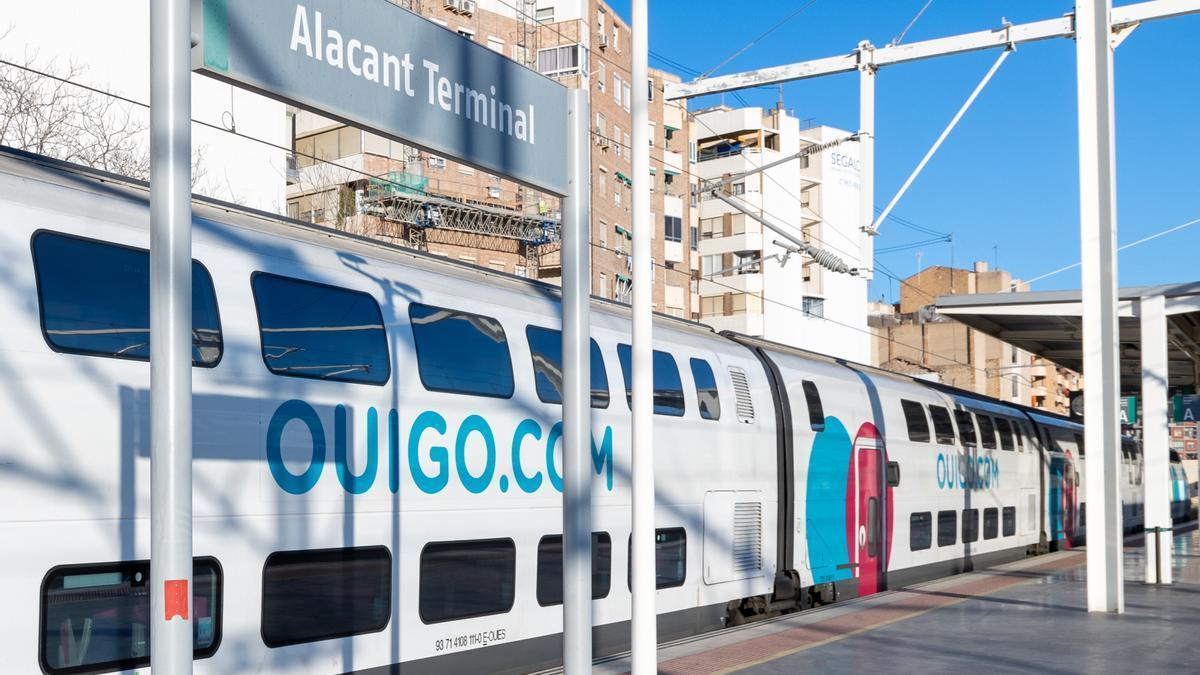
<box><xmin>2</xmin><ymin>2</ymin><xmax>288</xmax><ymax>212</ymax></box>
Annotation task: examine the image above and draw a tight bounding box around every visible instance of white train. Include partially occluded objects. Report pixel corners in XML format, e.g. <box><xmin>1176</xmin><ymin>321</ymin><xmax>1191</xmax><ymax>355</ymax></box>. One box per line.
<box><xmin>0</xmin><ymin>148</ymin><xmax>1188</xmax><ymax>675</ymax></box>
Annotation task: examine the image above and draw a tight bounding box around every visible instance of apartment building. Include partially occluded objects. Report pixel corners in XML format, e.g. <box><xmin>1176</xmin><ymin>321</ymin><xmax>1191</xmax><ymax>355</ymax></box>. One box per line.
<box><xmin>287</xmin><ymin>0</ymin><xmax>693</xmax><ymax>316</ymax></box>
<box><xmin>692</xmin><ymin>105</ymin><xmax>869</xmax><ymax>361</ymax></box>
<box><xmin>870</xmin><ymin>262</ymin><xmax>1081</xmax><ymax>413</ymax></box>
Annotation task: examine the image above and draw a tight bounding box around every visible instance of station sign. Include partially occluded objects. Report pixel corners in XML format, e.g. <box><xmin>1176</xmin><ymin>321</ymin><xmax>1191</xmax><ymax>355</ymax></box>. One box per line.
<box><xmin>1120</xmin><ymin>396</ymin><xmax>1137</xmax><ymax>425</ymax></box>
<box><xmin>191</xmin><ymin>0</ymin><xmax>568</xmax><ymax>195</ymax></box>
<box><xmin>1173</xmin><ymin>394</ymin><xmax>1200</xmax><ymax>423</ymax></box>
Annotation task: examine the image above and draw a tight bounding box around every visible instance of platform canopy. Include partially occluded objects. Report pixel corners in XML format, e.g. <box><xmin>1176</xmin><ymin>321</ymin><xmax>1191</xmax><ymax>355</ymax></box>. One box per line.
<box><xmin>935</xmin><ymin>282</ymin><xmax>1200</xmax><ymax>390</ymax></box>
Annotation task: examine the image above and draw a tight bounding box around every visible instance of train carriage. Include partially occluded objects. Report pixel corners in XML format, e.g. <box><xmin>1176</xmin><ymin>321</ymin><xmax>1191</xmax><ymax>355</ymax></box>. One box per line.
<box><xmin>0</xmin><ymin>148</ymin><xmax>1188</xmax><ymax>675</ymax></box>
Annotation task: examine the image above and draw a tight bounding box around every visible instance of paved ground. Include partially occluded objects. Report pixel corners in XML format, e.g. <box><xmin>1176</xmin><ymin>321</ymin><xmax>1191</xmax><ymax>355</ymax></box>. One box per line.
<box><xmin>593</xmin><ymin>527</ymin><xmax>1200</xmax><ymax>674</ymax></box>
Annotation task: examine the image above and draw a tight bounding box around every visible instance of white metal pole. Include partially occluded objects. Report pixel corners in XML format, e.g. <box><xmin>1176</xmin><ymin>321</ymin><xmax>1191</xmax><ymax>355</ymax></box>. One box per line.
<box><xmin>857</xmin><ymin>43</ymin><xmax>875</xmax><ymax>280</ymax></box>
<box><xmin>1075</xmin><ymin>0</ymin><xmax>1124</xmax><ymax>613</ymax></box>
<box><xmin>562</xmin><ymin>86</ymin><xmax>593</xmax><ymax>672</ymax></box>
<box><xmin>150</xmin><ymin>0</ymin><xmax>194</xmax><ymax>669</ymax></box>
<box><xmin>1140</xmin><ymin>294</ymin><xmax>1172</xmax><ymax>584</ymax></box>
<box><xmin>630</xmin><ymin>0</ymin><xmax>656</xmax><ymax>671</ymax></box>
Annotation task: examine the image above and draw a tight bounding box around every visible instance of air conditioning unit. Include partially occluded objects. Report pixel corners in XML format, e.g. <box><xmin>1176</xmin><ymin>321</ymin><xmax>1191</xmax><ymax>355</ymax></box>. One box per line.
<box><xmin>596</xmin><ymin>33</ymin><xmax>609</xmax><ymax>49</ymax></box>
<box><xmin>458</xmin><ymin>0</ymin><xmax>476</xmax><ymax>15</ymax></box>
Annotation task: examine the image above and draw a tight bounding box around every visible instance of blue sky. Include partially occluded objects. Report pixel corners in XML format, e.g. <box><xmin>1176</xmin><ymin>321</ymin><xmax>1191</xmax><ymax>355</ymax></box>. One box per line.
<box><xmin>606</xmin><ymin>1</ymin><xmax>1200</xmax><ymax>302</ymax></box>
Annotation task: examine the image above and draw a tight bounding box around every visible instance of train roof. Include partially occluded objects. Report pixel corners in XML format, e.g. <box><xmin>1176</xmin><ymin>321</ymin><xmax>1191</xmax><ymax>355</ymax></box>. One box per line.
<box><xmin>0</xmin><ymin>146</ymin><xmax>727</xmax><ymax>344</ymax></box>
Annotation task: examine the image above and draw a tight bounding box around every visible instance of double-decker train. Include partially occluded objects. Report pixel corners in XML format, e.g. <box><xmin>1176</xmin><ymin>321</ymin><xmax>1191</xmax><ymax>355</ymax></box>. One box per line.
<box><xmin>0</xmin><ymin>148</ymin><xmax>1189</xmax><ymax>675</ymax></box>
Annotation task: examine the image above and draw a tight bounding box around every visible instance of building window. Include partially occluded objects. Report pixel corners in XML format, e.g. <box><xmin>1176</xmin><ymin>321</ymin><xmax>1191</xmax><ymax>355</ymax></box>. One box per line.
<box><xmin>419</xmin><ymin>539</ymin><xmax>515</xmax><ymax>623</ymax></box>
<box><xmin>622</xmin><ymin>83</ymin><xmax>631</xmax><ymax>111</ymax></box>
<box><xmin>409</xmin><ymin>303</ymin><xmax>514</xmax><ymax>398</ymax></box>
<box><xmin>900</xmin><ymin>400</ymin><xmax>930</xmax><ymax>443</ymax></box>
<box><xmin>613</xmin><ymin>74</ymin><xmax>621</xmax><ymax>103</ymax></box>
<box><xmin>690</xmin><ymin>225</ymin><xmax>699</xmax><ymax>251</ymax></box>
<box><xmin>597</xmin><ymin>61</ymin><xmax>606</xmax><ymax>91</ymax></box>
<box><xmin>40</xmin><ymin>558</ymin><xmax>221</xmax><ymax>674</ymax></box>
<box><xmin>910</xmin><ymin>512</ymin><xmax>932</xmax><ymax>551</ymax></box>
<box><xmin>536</xmin><ymin>533</ymin><xmax>613</xmax><ymax>606</ymax></box>
<box><xmin>648</xmin><ymin>78</ymin><xmax>656</xmax><ymax>101</ymax></box>
<box><xmin>32</xmin><ymin>231</ymin><xmax>223</xmax><ymax>366</ymax></box>
<box><xmin>664</xmin><ymin>215</ymin><xmax>683</xmax><ymax>242</ymax></box>
<box><xmin>526</xmin><ymin>326</ymin><xmax>609</xmax><ymax>408</ymax></box>
<box><xmin>252</xmin><ymin>273</ymin><xmax>390</xmax><ymax>385</ymax></box>
<box><xmin>536</xmin><ymin>45</ymin><xmax>583</xmax><ymax>76</ymax></box>
<box><xmin>262</xmin><ymin>547</ymin><xmax>391</xmax><ymax>647</ymax></box>
<box><xmin>617</xmin><ymin>344</ymin><xmax>685</xmax><ymax>416</ymax></box>
<box><xmin>599</xmin><ymin>273</ymin><xmax>608</xmax><ymax>298</ymax></box>
<box><xmin>486</xmin><ymin>36</ymin><xmax>504</xmax><ymax>53</ymax></box>
<box><xmin>690</xmin><ymin>358</ymin><xmax>721</xmax><ymax>421</ymax></box>
<box><xmin>535</xmin><ymin>6</ymin><xmax>554</xmax><ymax>22</ymax></box>
<box><xmin>801</xmin><ymin>296</ymin><xmax>825</xmax><ymax>319</ymax></box>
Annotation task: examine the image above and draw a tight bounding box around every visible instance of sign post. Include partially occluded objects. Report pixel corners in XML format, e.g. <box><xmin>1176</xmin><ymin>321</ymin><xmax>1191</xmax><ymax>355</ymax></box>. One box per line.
<box><xmin>151</xmin><ymin>0</ymin><xmax>194</xmax><ymax>671</ymax></box>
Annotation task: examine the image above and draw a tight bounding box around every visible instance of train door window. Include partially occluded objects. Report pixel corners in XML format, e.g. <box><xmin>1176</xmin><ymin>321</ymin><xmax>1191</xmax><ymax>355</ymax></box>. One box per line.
<box><xmin>954</xmin><ymin>410</ymin><xmax>977</xmax><ymax>447</ymax></box>
<box><xmin>801</xmin><ymin>380</ymin><xmax>825</xmax><ymax>431</ymax></box>
<box><xmin>689</xmin><ymin>358</ymin><xmax>722</xmax><ymax>420</ymax></box>
<box><xmin>928</xmin><ymin>405</ymin><xmax>957</xmax><ymax>445</ymax></box>
<box><xmin>866</xmin><ymin>497</ymin><xmax>879</xmax><ymax>557</ymax></box>
<box><xmin>910</xmin><ymin>512</ymin><xmax>932</xmax><ymax>551</ymax></box>
<box><xmin>1002</xmin><ymin>506</ymin><xmax>1017</xmax><ymax>536</ymax></box>
<box><xmin>526</xmin><ymin>326</ymin><xmax>610</xmax><ymax>408</ymax></box>
<box><xmin>983</xmin><ymin>508</ymin><xmax>999</xmax><ymax>539</ymax></box>
<box><xmin>1014</xmin><ymin>424</ymin><xmax>1025</xmax><ymax>452</ymax></box>
<box><xmin>535</xmin><ymin>533</ymin><xmax>613</xmax><ymax>606</ymax></box>
<box><xmin>962</xmin><ymin>509</ymin><xmax>979</xmax><ymax>543</ymax></box>
<box><xmin>262</xmin><ymin>546</ymin><xmax>390</xmax><ymax>647</ymax></box>
<box><xmin>253</xmin><ymin>273</ymin><xmax>390</xmax><ymax>384</ymax></box>
<box><xmin>994</xmin><ymin>418</ymin><xmax>1016</xmax><ymax>451</ymax></box>
<box><xmin>900</xmin><ymin>400</ymin><xmax>930</xmax><ymax>443</ymax></box>
<box><xmin>975</xmin><ymin>415</ymin><xmax>997</xmax><ymax>450</ymax></box>
<box><xmin>937</xmin><ymin>510</ymin><xmax>957</xmax><ymax>546</ymax></box>
<box><xmin>40</xmin><ymin>558</ymin><xmax>221</xmax><ymax>674</ymax></box>
<box><xmin>410</xmin><ymin>303</ymin><xmax>514</xmax><ymax>398</ymax></box>
<box><xmin>33</xmin><ymin>231</ymin><xmax>223</xmax><ymax>366</ymax></box>
<box><xmin>627</xmin><ymin>528</ymin><xmax>687</xmax><ymax>589</ymax></box>
<box><xmin>617</xmin><ymin>344</ymin><xmax>685</xmax><ymax>416</ymax></box>
<box><xmin>419</xmin><ymin>539</ymin><xmax>516</xmax><ymax>623</ymax></box>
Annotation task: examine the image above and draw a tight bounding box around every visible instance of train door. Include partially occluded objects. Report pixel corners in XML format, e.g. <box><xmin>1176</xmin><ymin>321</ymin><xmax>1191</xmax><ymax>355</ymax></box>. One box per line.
<box><xmin>848</xmin><ymin>423</ymin><xmax>888</xmax><ymax>595</ymax></box>
<box><xmin>1049</xmin><ymin>454</ymin><xmax>1077</xmax><ymax>544</ymax></box>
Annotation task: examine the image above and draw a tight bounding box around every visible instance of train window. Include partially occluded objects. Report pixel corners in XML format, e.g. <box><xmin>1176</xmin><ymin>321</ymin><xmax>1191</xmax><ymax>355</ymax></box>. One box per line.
<box><xmin>1074</xmin><ymin>433</ymin><xmax>1086</xmax><ymax>457</ymax></box>
<box><xmin>419</xmin><ymin>539</ymin><xmax>515</xmax><ymax>623</ymax></box>
<box><xmin>1014</xmin><ymin>425</ymin><xmax>1025</xmax><ymax>452</ymax></box>
<box><xmin>928</xmin><ymin>405</ymin><xmax>957</xmax><ymax>445</ymax></box>
<box><xmin>910</xmin><ymin>512</ymin><xmax>932</xmax><ymax>551</ymax></box>
<box><xmin>33</xmin><ymin>231</ymin><xmax>223</xmax><ymax>366</ymax></box>
<box><xmin>975</xmin><ymin>415</ymin><xmax>997</xmax><ymax>450</ymax></box>
<box><xmin>252</xmin><ymin>273</ymin><xmax>389</xmax><ymax>385</ymax></box>
<box><xmin>994</xmin><ymin>418</ymin><xmax>1016</xmax><ymax>451</ymax></box>
<box><xmin>40</xmin><ymin>557</ymin><xmax>221</xmax><ymax>674</ymax></box>
<box><xmin>802</xmin><ymin>380</ymin><xmax>825</xmax><ymax>431</ymax></box>
<box><xmin>900</xmin><ymin>400</ymin><xmax>930</xmax><ymax>443</ymax></box>
<box><xmin>262</xmin><ymin>546</ymin><xmax>390</xmax><ymax>647</ymax></box>
<box><xmin>937</xmin><ymin>510</ymin><xmax>957</xmax><ymax>547</ymax></box>
<box><xmin>525</xmin><ymin>326</ymin><xmax>610</xmax><ymax>408</ymax></box>
<box><xmin>866</xmin><ymin>497</ymin><xmax>879</xmax><ymax>557</ymax></box>
<box><xmin>690</xmin><ymin>358</ymin><xmax>722</xmax><ymax>421</ymax></box>
<box><xmin>962</xmin><ymin>508</ymin><xmax>979</xmax><ymax>543</ymax></box>
<box><xmin>983</xmin><ymin>508</ymin><xmax>999</xmax><ymax>539</ymax></box>
<box><xmin>627</xmin><ymin>528</ymin><xmax>687</xmax><ymax>589</ymax></box>
<box><xmin>617</xmin><ymin>344</ymin><xmax>686</xmax><ymax>416</ymax></box>
<box><xmin>954</xmin><ymin>411</ymin><xmax>977</xmax><ymax>447</ymax></box>
<box><xmin>1003</xmin><ymin>506</ymin><xmax>1017</xmax><ymax>536</ymax></box>
<box><xmin>535</xmin><ymin>533</ymin><xmax>613</xmax><ymax>606</ymax></box>
<box><xmin>410</xmin><ymin>303</ymin><xmax>514</xmax><ymax>398</ymax></box>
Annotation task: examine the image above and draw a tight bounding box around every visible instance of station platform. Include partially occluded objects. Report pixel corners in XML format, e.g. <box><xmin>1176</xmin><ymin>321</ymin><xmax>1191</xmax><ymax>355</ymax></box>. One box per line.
<box><xmin>594</xmin><ymin>526</ymin><xmax>1200</xmax><ymax>674</ymax></box>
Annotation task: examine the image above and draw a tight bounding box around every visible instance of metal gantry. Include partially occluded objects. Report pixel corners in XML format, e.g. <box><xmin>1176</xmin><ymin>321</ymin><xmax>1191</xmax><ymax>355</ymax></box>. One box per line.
<box><xmin>666</xmin><ymin>0</ymin><xmax>1200</xmax><ymax>614</ymax></box>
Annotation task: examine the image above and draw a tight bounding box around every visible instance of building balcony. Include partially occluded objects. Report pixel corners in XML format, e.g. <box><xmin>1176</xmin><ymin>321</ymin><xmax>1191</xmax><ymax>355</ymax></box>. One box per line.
<box><xmin>701</xmin><ymin>311</ymin><xmax>765</xmax><ymax>336</ymax></box>
<box><xmin>694</xmin><ymin>108</ymin><xmax>771</xmax><ymax>141</ymax></box>
<box><xmin>698</xmin><ymin>232</ymin><xmax>764</xmax><ymax>256</ymax></box>
<box><xmin>700</xmin><ymin>272</ymin><xmax>762</xmax><ymax>296</ymax></box>
<box><xmin>699</xmin><ymin>191</ymin><xmax>763</xmax><ymax>220</ymax></box>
